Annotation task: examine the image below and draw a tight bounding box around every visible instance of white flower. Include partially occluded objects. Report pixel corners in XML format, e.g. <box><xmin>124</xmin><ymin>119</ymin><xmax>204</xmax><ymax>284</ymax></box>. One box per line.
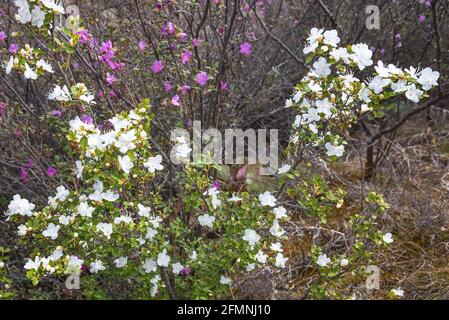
<box><xmin>255</xmin><ymin>250</ymin><xmax>268</xmax><ymax>264</ymax></box>
<box><xmin>5</xmin><ymin>56</ymin><xmax>14</xmax><ymax>74</ymax></box>
<box><xmin>198</xmin><ymin>214</ymin><xmax>215</xmax><ymax>228</ymax></box>
<box><xmin>325</xmin><ymin>142</ymin><xmax>344</xmax><ymax>157</ymax></box>
<box><xmin>114</xmin><ymin>256</ymin><xmax>128</xmax><ymax>268</ymax></box>
<box><xmin>115</xmin><ymin>129</ymin><xmax>136</xmax><ymax>153</ymax></box>
<box><xmin>405</xmin><ymin>84</ymin><xmax>423</xmax><ymax>103</ymax></box>
<box><xmin>293</xmin><ymin>91</ymin><xmax>302</xmax><ymax>103</ymax></box>
<box><xmin>101</xmin><ymin>190</ymin><xmax>120</xmax><ymax>202</ymax></box>
<box><xmin>368</xmin><ymin>76</ymin><xmax>391</xmax><ymax>94</ymax></box>
<box><xmin>24</xmin><ymin>257</ymin><xmax>41</xmax><ymax>271</ymax></box>
<box><xmin>41</xmin><ymin>0</ymin><xmax>65</xmax><ymax>14</ymax></box>
<box><xmin>118</xmin><ymin>155</ymin><xmax>134</xmax><ymax>174</ymax></box>
<box><xmin>383</xmin><ymin>232</ymin><xmax>394</xmax><ymax>244</ymax></box>
<box><xmin>246</xmin><ymin>263</ymin><xmax>256</xmax><ymax>272</ymax></box>
<box><xmin>54</xmin><ymin>185</ymin><xmax>70</xmax><ymax>202</ymax></box>
<box><xmin>269</xmin><ymin>219</ymin><xmax>285</xmax><ymax>237</ymax></box>
<box><xmin>273</xmin><ymin>206</ymin><xmax>288</xmax><ymax>219</ymax></box>
<box><xmin>316</xmin><ymin>98</ymin><xmax>333</xmax><ymax>118</ymax></box>
<box><xmin>80</xmin><ymin>94</ymin><xmax>96</xmax><ymax>105</ymax></box>
<box><xmin>15</xmin><ymin>0</ymin><xmax>31</xmax><ymax>24</ymax></box>
<box><xmin>114</xmin><ymin>215</ymin><xmax>133</xmax><ymax>225</ymax></box>
<box><xmin>391</xmin><ymin>79</ymin><xmax>409</xmax><ymax>93</ymax></box>
<box><xmin>312</xmin><ymin>57</ymin><xmax>331</xmax><ymax>78</ymax></box>
<box><xmin>228</xmin><ymin>194</ymin><xmax>243</xmax><ymax>202</ymax></box>
<box><xmin>190</xmin><ymin>251</ymin><xmax>198</xmax><ymax>261</ymax></box>
<box><xmin>275</xmin><ymin>253</ymin><xmax>288</xmax><ymax>268</ymax></box>
<box><xmin>6</xmin><ymin>194</ymin><xmax>35</xmax><ymax>218</ymax></box>
<box><xmin>277</xmin><ymin>164</ymin><xmax>291</xmax><ymax>174</ymax></box>
<box><xmin>172</xmin><ymin>262</ymin><xmax>184</xmax><ymax>275</ymax></box>
<box><xmin>303</xmin><ymin>27</ymin><xmax>323</xmax><ymax>54</ymax></box>
<box><xmin>157</xmin><ymin>249</ymin><xmax>170</xmax><ymax>267</ymax></box>
<box><xmin>137</xmin><ymin>203</ymin><xmax>151</xmax><ymax>217</ymax></box>
<box><xmin>48</xmin><ymin>85</ymin><xmax>71</xmax><ymax>101</ymax></box>
<box><xmin>317</xmin><ymin>254</ymin><xmax>331</xmax><ymax>267</ymax></box>
<box><xmin>340</xmin><ymin>258</ymin><xmax>349</xmax><ymax>267</ymax></box>
<box><xmin>75</xmin><ymin>160</ymin><xmax>84</xmax><ymax>179</ymax></box>
<box><xmin>149</xmin><ymin>216</ymin><xmax>163</xmax><ymax>228</ymax></box>
<box><xmin>270</xmin><ymin>242</ymin><xmax>283</xmax><ymax>252</ymax></box>
<box><xmin>145</xmin><ymin>228</ymin><xmax>158</xmax><ymax>240</ymax></box>
<box><xmin>31</xmin><ymin>6</ymin><xmax>45</xmax><ymax>27</ymax></box>
<box><xmin>143</xmin><ymin>155</ymin><xmax>164</xmax><ymax>173</ymax></box>
<box><xmin>323</xmin><ymin>29</ymin><xmax>340</xmax><ymax>47</ymax></box>
<box><xmin>418</xmin><ymin>67</ymin><xmax>439</xmax><ymax>91</ymax></box>
<box><xmin>351</xmin><ymin>43</ymin><xmax>373</xmax><ymax>70</ymax></box>
<box><xmin>18</xmin><ymin>224</ymin><xmax>28</xmax><ymax>236</ymax></box>
<box><xmin>59</xmin><ymin>215</ymin><xmax>70</xmax><ymax>226</ymax></box>
<box><xmin>24</xmin><ymin>63</ymin><xmax>37</xmax><ymax>80</ymax></box>
<box><xmin>242</xmin><ymin>229</ymin><xmax>261</xmax><ymax>248</ymax></box>
<box><xmin>49</xmin><ymin>248</ymin><xmax>63</xmax><ymax>261</ymax></box>
<box><xmin>90</xmin><ymin>260</ymin><xmax>105</xmax><ymax>273</ymax></box>
<box><xmin>211</xmin><ymin>195</ymin><xmax>222</xmax><ymax>209</ymax></box>
<box><xmin>42</xmin><ymin>223</ymin><xmax>60</xmax><ymax>240</ymax></box>
<box><xmin>258</xmin><ymin>191</ymin><xmax>277</xmax><ymax>207</ymax></box>
<box><xmin>285</xmin><ymin>98</ymin><xmax>294</xmax><ymax>108</ymax></box>
<box><xmin>36</xmin><ymin>59</ymin><xmax>53</xmax><ymax>73</ymax></box>
<box><xmin>175</xmin><ymin>143</ymin><xmax>192</xmax><ymax>159</ymax></box>
<box><xmin>390</xmin><ymin>288</ymin><xmax>404</xmax><ymax>297</ymax></box>
<box><xmin>110</xmin><ymin>117</ymin><xmax>131</xmax><ymax>131</ymax></box>
<box><xmin>67</xmin><ymin>255</ymin><xmax>84</xmax><ymax>273</ymax></box>
<box><xmin>96</xmin><ymin>222</ymin><xmax>113</xmax><ymax>237</ymax></box>
<box><xmin>77</xmin><ymin>201</ymin><xmax>94</xmax><ymax>217</ymax></box>
<box><xmin>330</xmin><ymin>47</ymin><xmax>350</xmax><ymax>63</ymax></box>
<box><xmin>143</xmin><ymin>258</ymin><xmax>157</xmax><ymax>273</ymax></box>
<box><xmin>220</xmin><ymin>275</ymin><xmax>232</xmax><ymax>285</ymax></box>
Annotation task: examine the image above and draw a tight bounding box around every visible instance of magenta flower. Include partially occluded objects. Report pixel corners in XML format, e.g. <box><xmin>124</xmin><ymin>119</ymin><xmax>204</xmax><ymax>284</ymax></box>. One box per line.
<box><xmin>212</xmin><ymin>181</ymin><xmax>221</xmax><ymax>189</ymax></box>
<box><xmin>76</xmin><ymin>29</ymin><xmax>91</xmax><ymax>45</ymax></box>
<box><xmin>181</xmin><ymin>51</ymin><xmax>191</xmax><ymax>65</ymax></box>
<box><xmin>240</xmin><ymin>42</ymin><xmax>252</xmax><ymax>55</ymax></box>
<box><xmin>20</xmin><ymin>167</ymin><xmax>29</xmax><ymax>183</ymax></box>
<box><xmin>106</xmin><ymin>73</ymin><xmax>116</xmax><ymax>86</ymax></box>
<box><xmin>176</xmin><ymin>32</ymin><xmax>188</xmax><ymax>42</ymax></box>
<box><xmin>25</xmin><ymin>159</ymin><xmax>33</xmax><ymax>168</ymax></box>
<box><xmin>9</xmin><ymin>44</ymin><xmax>18</xmax><ymax>53</ymax></box>
<box><xmin>47</xmin><ymin>167</ymin><xmax>58</xmax><ymax>177</ymax></box>
<box><xmin>171</xmin><ymin>95</ymin><xmax>180</xmax><ymax>106</ymax></box>
<box><xmin>196</xmin><ymin>71</ymin><xmax>208</xmax><ymax>86</ymax></box>
<box><xmin>163</xmin><ymin>82</ymin><xmax>173</xmax><ymax>92</ymax></box>
<box><xmin>138</xmin><ymin>40</ymin><xmax>147</xmax><ymax>51</ymax></box>
<box><xmin>180</xmin><ymin>85</ymin><xmax>191</xmax><ymax>95</ymax></box>
<box><xmin>220</xmin><ymin>81</ymin><xmax>229</xmax><ymax>92</ymax></box>
<box><xmin>81</xmin><ymin>114</ymin><xmax>93</xmax><ymax>124</ymax></box>
<box><xmin>247</xmin><ymin>32</ymin><xmax>256</xmax><ymax>41</ymax></box>
<box><xmin>193</xmin><ymin>38</ymin><xmax>200</xmax><ymax>47</ymax></box>
<box><xmin>52</xmin><ymin>109</ymin><xmax>62</xmax><ymax>118</ymax></box>
<box><xmin>151</xmin><ymin>60</ymin><xmax>164</xmax><ymax>74</ymax></box>
<box><xmin>161</xmin><ymin>22</ymin><xmax>176</xmax><ymax>36</ymax></box>
<box><xmin>108</xmin><ymin>90</ymin><xmax>117</xmax><ymax>98</ymax></box>
<box><xmin>0</xmin><ymin>31</ymin><xmax>6</xmax><ymax>42</ymax></box>
<box><xmin>180</xmin><ymin>267</ymin><xmax>191</xmax><ymax>276</ymax></box>
<box><xmin>419</xmin><ymin>15</ymin><xmax>426</xmax><ymax>23</ymax></box>
<box><xmin>0</xmin><ymin>101</ymin><xmax>5</xmax><ymax>115</ymax></box>
<box><xmin>425</xmin><ymin>0</ymin><xmax>432</xmax><ymax>7</ymax></box>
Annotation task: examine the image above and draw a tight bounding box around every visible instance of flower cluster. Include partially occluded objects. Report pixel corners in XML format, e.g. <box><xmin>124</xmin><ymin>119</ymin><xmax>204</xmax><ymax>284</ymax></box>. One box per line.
<box><xmin>287</xmin><ymin>28</ymin><xmax>439</xmax><ymax>158</ymax></box>
<box><xmin>4</xmin><ymin>44</ymin><xmax>53</xmax><ymax>80</ymax></box>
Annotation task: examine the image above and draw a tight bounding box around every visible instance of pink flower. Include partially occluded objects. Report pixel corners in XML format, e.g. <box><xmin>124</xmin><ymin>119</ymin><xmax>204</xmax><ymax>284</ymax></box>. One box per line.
<box><xmin>52</xmin><ymin>110</ymin><xmax>62</xmax><ymax>118</ymax></box>
<box><xmin>20</xmin><ymin>167</ymin><xmax>29</xmax><ymax>183</ymax></box>
<box><xmin>76</xmin><ymin>29</ymin><xmax>92</xmax><ymax>45</ymax></box>
<box><xmin>181</xmin><ymin>51</ymin><xmax>191</xmax><ymax>65</ymax></box>
<box><xmin>193</xmin><ymin>38</ymin><xmax>200</xmax><ymax>47</ymax></box>
<box><xmin>425</xmin><ymin>0</ymin><xmax>432</xmax><ymax>7</ymax></box>
<box><xmin>163</xmin><ymin>82</ymin><xmax>173</xmax><ymax>92</ymax></box>
<box><xmin>240</xmin><ymin>42</ymin><xmax>252</xmax><ymax>55</ymax></box>
<box><xmin>220</xmin><ymin>81</ymin><xmax>229</xmax><ymax>92</ymax></box>
<box><xmin>180</xmin><ymin>85</ymin><xmax>191</xmax><ymax>95</ymax></box>
<box><xmin>0</xmin><ymin>31</ymin><xmax>6</xmax><ymax>42</ymax></box>
<box><xmin>9</xmin><ymin>44</ymin><xmax>18</xmax><ymax>53</ymax></box>
<box><xmin>161</xmin><ymin>22</ymin><xmax>176</xmax><ymax>36</ymax></box>
<box><xmin>138</xmin><ymin>40</ymin><xmax>147</xmax><ymax>51</ymax></box>
<box><xmin>176</xmin><ymin>32</ymin><xmax>188</xmax><ymax>42</ymax></box>
<box><xmin>171</xmin><ymin>95</ymin><xmax>180</xmax><ymax>106</ymax></box>
<box><xmin>47</xmin><ymin>167</ymin><xmax>58</xmax><ymax>177</ymax></box>
<box><xmin>81</xmin><ymin>114</ymin><xmax>93</xmax><ymax>124</ymax></box>
<box><xmin>151</xmin><ymin>60</ymin><xmax>164</xmax><ymax>74</ymax></box>
<box><xmin>419</xmin><ymin>15</ymin><xmax>426</xmax><ymax>23</ymax></box>
<box><xmin>196</xmin><ymin>71</ymin><xmax>208</xmax><ymax>86</ymax></box>
<box><xmin>0</xmin><ymin>101</ymin><xmax>5</xmax><ymax>115</ymax></box>
<box><xmin>106</xmin><ymin>73</ymin><xmax>116</xmax><ymax>85</ymax></box>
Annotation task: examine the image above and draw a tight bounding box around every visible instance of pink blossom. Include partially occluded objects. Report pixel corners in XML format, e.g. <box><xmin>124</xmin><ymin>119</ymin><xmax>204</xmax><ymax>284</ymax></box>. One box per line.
<box><xmin>419</xmin><ymin>15</ymin><xmax>426</xmax><ymax>23</ymax></box>
<box><xmin>151</xmin><ymin>60</ymin><xmax>164</xmax><ymax>74</ymax></box>
<box><xmin>425</xmin><ymin>0</ymin><xmax>432</xmax><ymax>7</ymax></box>
<box><xmin>9</xmin><ymin>44</ymin><xmax>18</xmax><ymax>53</ymax></box>
<box><xmin>76</xmin><ymin>29</ymin><xmax>92</xmax><ymax>45</ymax></box>
<box><xmin>196</xmin><ymin>71</ymin><xmax>208</xmax><ymax>86</ymax></box>
<box><xmin>176</xmin><ymin>32</ymin><xmax>188</xmax><ymax>42</ymax></box>
<box><xmin>240</xmin><ymin>42</ymin><xmax>252</xmax><ymax>55</ymax></box>
<box><xmin>47</xmin><ymin>167</ymin><xmax>58</xmax><ymax>177</ymax></box>
<box><xmin>181</xmin><ymin>51</ymin><xmax>191</xmax><ymax>65</ymax></box>
<box><xmin>0</xmin><ymin>31</ymin><xmax>6</xmax><ymax>42</ymax></box>
<box><xmin>220</xmin><ymin>81</ymin><xmax>229</xmax><ymax>92</ymax></box>
<box><xmin>20</xmin><ymin>167</ymin><xmax>29</xmax><ymax>183</ymax></box>
<box><xmin>106</xmin><ymin>73</ymin><xmax>116</xmax><ymax>85</ymax></box>
<box><xmin>161</xmin><ymin>22</ymin><xmax>176</xmax><ymax>36</ymax></box>
<box><xmin>52</xmin><ymin>110</ymin><xmax>62</xmax><ymax>118</ymax></box>
<box><xmin>0</xmin><ymin>101</ymin><xmax>5</xmax><ymax>115</ymax></box>
<box><xmin>163</xmin><ymin>82</ymin><xmax>173</xmax><ymax>92</ymax></box>
<box><xmin>138</xmin><ymin>40</ymin><xmax>147</xmax><ymax>51</ymax></box>
<box><xmin>81</xmin><ymin>114</ymin><xmax>93</xmax><ymax>124</ymax></box>
<box><xmin>180</xmin><ymin>85</ymin><xmax>191</xmax><ymax>95</ymax></box>
<box><xmin>171</xmin><ymin>95</ymin><xmax>180</xmax><ymax>106</ymax></box>
<box><xmin>193</xmin><ymin>38</ymin><xmax>200</xmax><ymax>47</ymax></box>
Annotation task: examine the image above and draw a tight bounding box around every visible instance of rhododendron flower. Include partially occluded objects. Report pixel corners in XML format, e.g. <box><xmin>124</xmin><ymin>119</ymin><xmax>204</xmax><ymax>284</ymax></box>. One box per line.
<box><xmin>143</xmin><ymin>155</ymin><xmax>164</xmax><ymax>173</ymax></box>
<box><xmin>176</xmin><ymin>32</ymin><xmax>188</xmax><ymax>42</ymax></box>
<box><xmin>9</xmin><ymin>44</ymin><xmax>18</xmax><ymax>53</ymax></box>
<box><xmin>0</xmin><ymin>31</ymin><xmax>6</xmax><ymax>42</ymax></box>
<box><xmin>220</xmin><ymin>81</ymin><xmax>228</xmax><ymax>91</ymax></box>
<box><xmin>143</xmin><ymin>258</ymin><xmax>157</xmax><ymax>273</ymax></box>
<box><xmin>193</xmin><ymin>38</ymin><xmax>199</xmax><ymax>47</ymax></box>
<box><xmin>275</xmin><ymin>253</ymin><xmax>288</xmax><ymax>268</ymax></box>
<box><xmin>151</xmin><ymin>60</ymin><xmax>164</xmax><ymax>74</ymax></box>
<box><xmin>157</xmin><ymin>249</ymin><xmax>170</xmax><ymax>267</ymax></box>
<box><xmin>161</xmin><ymin>22</ymin><xmax>175</xmax><ymax>36</ymax></box>
<box><xmin>171</xmin><ymin>94</ymin><xmax>180</xmax><ymax>106</ymax></box>
<box><xmin>196</xmin><ymin>71</ymin><xmax>208</xmax><ymax>86</ymax></box>
<box><xmin>316</xmin><ymin>254</ymin><xmax>331</xmax><ymax>267</ymax></box>
<box><xmin>258</xmin><ymin>191</ymin><xmax>277</xmax><ymax>207</ymax></box>
<box><xmin>240</xmin><ymin>42</ymin><xmax>252</xmax><ymax>55</ymax></box>
<box><xmin>172</xmin><ymin>262</ymin><xmax>184</xmax><ymax>275</ymax></box>
<box><xmin>181</xmin><ymin>50</ymin><xmax>191</xmax><ymax>65</ymax></box>
<box><xmin>20</xmin><ymin>167</ymin><xmax>29</xmax><ymax>183</ymax></box>
<box><xmin>418</xmin><ymin>15</ymin><xmax>426</xmax><ymax>23</ymax></box>
<box><xmin>325</xmin><ymin>142</ymin><xmax>344</xmax><ymax>157</ymax></box>
<box><xmin>383</xmin><ymin>232</ymin><xmax>394</xmax><ymax>244</ymax></box>
<box><xmin>198</xmin><ymin>214</ymin><xmax>215</xmax><ymax>228</ymax></box>
<box><xmin>118</xmin><ymin>155</ymin><xmax>134</xmax><ymax>174</ymax></box>
<box><xmin>24</xmin><ymin>63</ymin><xmax>37</xmax><ymax>80</ymax></box>
<box><xmin>6</xmin><ymin>194</ymin><xmax>35</xmax><ymax>218</ymax></box>
<box><xmin>47</xmin><ymin>166</ymin><xmax>58</xmax><ymax>177</ymax></box>
<box><xmin>42</xmin><ymin>223</ymin><xmax>60</xmax><ymax>240</ymax></box>
<box><xmin>114</xmin><ymin>257</ymin><xmax>128</xmax><ymax>268</ymax></box>
<box><xmin>51</xmin><ymin>109</ymin><xmax>62</xmax><ymax>118</ymax></box>
<box><xmin>106</xmin><ymin>73</ymin><xmax>116</xmax><ymax>85</ymax></box>
<box><xmin>220</xmin><ymin>275</ymin><xmax>232</xmax><ymax>285</ymax></box>
<box><xmin>90</xmin><ymin>260</ymin><xmax>106</xmax><ymax>273</ymax></box>
<box><xmin>138</xmin><ymin>40</ymin><xmax>147</xmax><ymax>51</ymax></box>
<box><xmin>180</xmin><ymin>85</ymin><xmax>191</xmax><ymax>95</ymax></box>
<box><xmin>242</xmin><ymin>229</ymin><xmax>260</xmax><ymax>248</ymax></box>
<box><xmin>163</xmin><ymin>82</ymin><xmax>172</xmax><ymax>92</ymax></box>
